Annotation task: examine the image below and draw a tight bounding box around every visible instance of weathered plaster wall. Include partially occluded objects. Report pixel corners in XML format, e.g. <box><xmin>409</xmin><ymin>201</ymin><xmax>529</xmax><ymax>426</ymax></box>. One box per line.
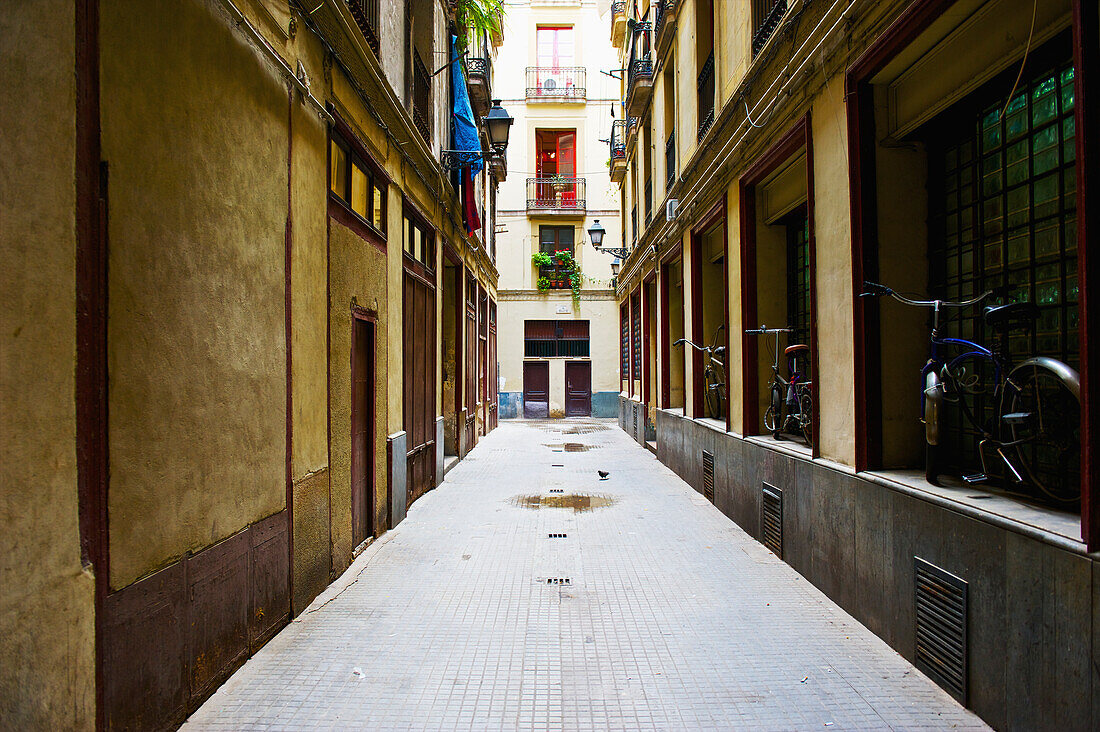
<box><xmin>0</xmin><ymin>1</ymin><xmax>95</xmax><ymax>726</ymax></box>
<box><xmin>328</xmin><ymin>221</ymin><xmax>389</xmax><ymax>568</ymax></box>
<box><xmin>810</xmin><ymin>80</ymin><xmax>857</xmax><ymax>465</ymax></box>
<box><xmin>101</xmin><ymin>0</ymin><xmax>287</xmax><ymax>589</ymax></box>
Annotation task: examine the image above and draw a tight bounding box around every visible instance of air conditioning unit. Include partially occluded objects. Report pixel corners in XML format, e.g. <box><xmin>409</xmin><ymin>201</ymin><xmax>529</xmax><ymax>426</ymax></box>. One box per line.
<box><xmin>666</xmin><ymin>198</ymin><xmax>678</xmax><ymax>222</ymax></box>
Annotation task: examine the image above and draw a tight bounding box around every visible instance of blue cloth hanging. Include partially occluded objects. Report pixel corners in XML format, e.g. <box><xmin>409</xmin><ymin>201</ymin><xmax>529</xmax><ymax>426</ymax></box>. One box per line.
<box><xmin>451</xmin><ymin>35</ymin><xmax>484</xmax><ymax>175</ymax></box>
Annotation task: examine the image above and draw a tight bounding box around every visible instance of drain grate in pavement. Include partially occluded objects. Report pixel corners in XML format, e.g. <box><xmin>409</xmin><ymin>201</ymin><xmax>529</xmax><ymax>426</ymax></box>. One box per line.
<box><xmin>551</xmin><ymin>464</ymin><xmax>564</xmax><ymax>467</ymax></box>
<box><xmin>548</xmin><ymin>489</ymin><xmax>564</xmax><ymax>494</ymax></box>
<box><xmin>546</xmin><ymin>578</ymin><xmax>571</xmax><ymax>585</ymax></box>
<box><xmin>548</xmin><ymin>533</ymin><xmax>568</xmax><ymax>538</ymax></box>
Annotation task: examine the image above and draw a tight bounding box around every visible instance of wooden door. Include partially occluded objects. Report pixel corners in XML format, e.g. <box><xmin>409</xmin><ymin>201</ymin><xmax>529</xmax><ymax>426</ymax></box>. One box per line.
<box><xmin>565</xmin><ymin>361</ymin><xmax>591</xmax><ymax>417</ymax></box>
<box><xmin>465</xmin><ymin>273</ymin><xmax>478</xmax><ymax>448</ymax></box>
<box><xmin>404</xmin><ymin>269</ymin><xmax>436</xmax><ymax>506</ymax></box>
<box><xmin>523</xmin><ymin>362</ymin><xmax>550</xmax><ymax>418</ymax></box>
<box><xmin>351</xmin><ymin>316</ymin><xmax>374</xmax><ymax>545</ymax></box>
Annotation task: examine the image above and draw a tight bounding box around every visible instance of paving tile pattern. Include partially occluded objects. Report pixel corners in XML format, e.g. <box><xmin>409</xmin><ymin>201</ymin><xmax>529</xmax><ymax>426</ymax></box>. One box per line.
<box><xmin>185</xmin><ymin>420</ymin><xmax>989</xmax><ymax>731</ymax></box>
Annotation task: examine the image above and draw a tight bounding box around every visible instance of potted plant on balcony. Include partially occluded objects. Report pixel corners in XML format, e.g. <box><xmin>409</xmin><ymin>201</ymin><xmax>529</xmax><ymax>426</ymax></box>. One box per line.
<box><xmin>549</xmin><ymin>174</ymin><xmax>569</xmax><ymax>193</ymax></box>
<box><xmin>536</xmin><ymin>276</ymin><xmax>551</xmax><ymax>292</ymax></box>
<box><xmin>532</xmin><ymin>252</ymin><xmax>553</xmax><ymax>268</ymax></box>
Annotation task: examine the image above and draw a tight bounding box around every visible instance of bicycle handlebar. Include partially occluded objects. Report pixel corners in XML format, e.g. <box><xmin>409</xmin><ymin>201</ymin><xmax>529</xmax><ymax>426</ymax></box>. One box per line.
<box><xmin>861</xmin><ymin>281</ymin><xmax>992</xmax><ymax>308</ymax></box>
<box><xmin>673</xmin><ymin>338</ymin><xmax>706</xmax><ymax>352</ymax></box>
<box><xmin>744</xmin><ymin>325</ymin><xmax>791</xmax><ymax>335</ymax></box>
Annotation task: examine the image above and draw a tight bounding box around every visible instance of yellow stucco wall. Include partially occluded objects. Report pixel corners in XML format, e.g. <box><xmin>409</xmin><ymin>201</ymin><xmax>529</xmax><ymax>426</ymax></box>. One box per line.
<box><xmin>328</xmin><ymin>219</ymin><xmax>390</xmax><ymax>567</ymax></box>
<box><xmin>0</xmin><ymin>1</ymin><xmax>96</xmax><ymax>726</ymax></box>
<box><xmin>101</xmin><ymin>0</ymin><xmax>289</xmax><ymax>589</ymax></box>
<box><xmin>726</xmin><ymin>180</ymin><xmax>745</xmax><ymax>434</ymax></box>
<box><xmin>810</xmin><ymin>80</ymin><xmax>856</xmax><ymax>466</ymax></box>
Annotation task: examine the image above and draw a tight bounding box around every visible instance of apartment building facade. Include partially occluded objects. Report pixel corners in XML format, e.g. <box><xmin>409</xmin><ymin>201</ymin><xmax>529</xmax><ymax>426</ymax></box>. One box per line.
<box><xmin>494</xmin><ymin>0</ymin><xmax>623</xmax><ymax>420</ymax></box>
<box><xmin>611</xmin><ymin>0</ymin><xmax>1098</xmax><ymax>728</ymax></box>
<box><xmin>1</xmin><ymin>0</ymin><xmax>506</xmax><ymax>727</ymax></box>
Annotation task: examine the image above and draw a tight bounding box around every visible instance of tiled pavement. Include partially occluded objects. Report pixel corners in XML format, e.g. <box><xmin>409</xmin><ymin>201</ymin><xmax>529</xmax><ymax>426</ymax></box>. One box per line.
<box><xmin>184</xmin><ymin>420</ymin><xmax>989</xmax><ymax>731</ymax></box>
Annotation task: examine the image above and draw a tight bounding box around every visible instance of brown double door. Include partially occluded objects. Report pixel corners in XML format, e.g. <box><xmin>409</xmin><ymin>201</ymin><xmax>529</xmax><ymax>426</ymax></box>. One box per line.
<box><xmin>404</xmin><ymin>270</ymin><xmax>436</xmax><ymax>506</ymax></box>
<box><xmin>565</xmin><ymin>361</ymin><xmax>591</xmax><ymax>417</ymax></box>
<box><xmin>523</xmin><ymin>361</ymin><xmax>549</xmax><ymax>418</ymax></box>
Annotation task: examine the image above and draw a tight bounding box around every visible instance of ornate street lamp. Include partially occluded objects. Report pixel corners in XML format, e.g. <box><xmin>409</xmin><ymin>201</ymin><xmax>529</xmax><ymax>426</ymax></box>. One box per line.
<box><xmin>484</xmin><ymin>99</ymin><xmax>514</xmax><ymax>153</ymax></box>
<box><xmin>587</xmin><ymin>218</ymin><xmax>628</xmax><ymax>259</ymax></box>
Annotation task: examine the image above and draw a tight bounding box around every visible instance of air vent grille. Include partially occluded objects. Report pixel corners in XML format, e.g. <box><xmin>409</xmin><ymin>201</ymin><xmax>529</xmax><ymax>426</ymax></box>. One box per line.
<box><xmin>633</xmin><ymin>404</ymin><xmax>639</xmax><ymax>439</ymax></box>
<box><xmin>702</xmin><ymin>450</ymin><xmax>715</xmax><ymax>503</ymax></box>
<box><xmin>761</xmin><ymin>483</ymin><xmax>782</xmax><ymax>559</ymax></box>
<box><xmin>914</xmin><ymin>557</ymin><xmax>968</xmax><ymax>704</ymax></box>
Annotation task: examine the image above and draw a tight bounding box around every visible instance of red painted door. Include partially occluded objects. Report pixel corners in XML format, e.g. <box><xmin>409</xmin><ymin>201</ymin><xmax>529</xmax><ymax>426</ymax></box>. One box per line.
<box><xmin>536</xmin><ymin>130</ymin><xmax>576</xmax><ymax>202</ymax></box>
<box><xmin>565</xmin><ymin>361</ymin><xmax>591</xmax><ymax>417</ymax></box>
<box><xmin>523</xmin><ymin>362</ymin><xmax>550</xmax><ymax>419</ymax></box>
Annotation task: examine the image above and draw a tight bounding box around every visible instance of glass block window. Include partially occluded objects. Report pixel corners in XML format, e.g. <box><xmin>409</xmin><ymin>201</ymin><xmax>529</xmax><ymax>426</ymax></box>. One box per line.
<box><xmin>785</xmin><ymin>209</ymin><xmax>811</xmax><ymax>349</ymax></box>
<box><xmin>929</xmin><ymin>61</ymin><xmax>1077</xmax><ymax>473</ymax></box>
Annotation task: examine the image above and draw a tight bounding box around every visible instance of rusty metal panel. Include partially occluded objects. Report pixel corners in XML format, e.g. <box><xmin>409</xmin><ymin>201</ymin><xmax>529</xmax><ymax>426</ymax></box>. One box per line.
<box><xmin>249</xmin><ymin>512</ymin><xmax>290</xmax><ymax>652</ymax></box>
<box><xmin>104</xmin><ymin>561</ymin><xmax>187</xmax><ymax>731</ymax></box>
<box><xmin>186</xmin><ymin>529</ymin><xmax>250</xmax><ymax>707</ymax></box>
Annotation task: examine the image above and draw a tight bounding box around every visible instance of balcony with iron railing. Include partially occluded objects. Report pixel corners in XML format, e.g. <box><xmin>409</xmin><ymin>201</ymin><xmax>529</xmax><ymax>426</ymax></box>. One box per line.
<box><xmin>537</xmin><ymin>264</ymin><xmax>575</xmax><ymax>290</ymax></box>
<box><xmin>697</xmin><ymin>51</ymin><xmax>715</xmax><ymax>141</ymax></box>
<box><xmin>466</xmin><ymin>32</ymin><xmax>492</xmax><ymax>117</ymax></box>
<box><xmin>656</xmin><ymin>1</ymin><xmax>678</xmax><ymax>57</ymax></box>
<box><xmin>644</xmin><ymin>178</ymin><xmax>653</xmax><ymax>226</ymax></box>
<box><xmin>347</xmin><ymin>0</ymin><xmax>380</xmax><ymax>56</ymax></box>
<box><xmin>413</xmin><ymin>52</ymin><xmax>431</xmax><ymax>143</ymax></box>
<box><xmin>610</xmin><ymin>120</ymin><xmax>628</xmax><ymax>183</ymax></box>
<box><xmin>665</xmin><ymin>131</ymin><xmax>676</xmax><ymax>188</ymax></box>
<box><xmin>526</xmin><ymin>67</ymin><xmax>586</xmax><ymax>101</ymax></box>
<box><xmin>610</xmin><ymin>1</ymin><xmax>627</xmax><ymax>47</ymax></box>
<box><xmin>526</xmin><ymin>178</ymin><xmax>586</xmax><ymax>215</ymax></box>
<box><xmin>752</xmin><ymin>0</ymin><xmax>788</xmax><ymax>56</ymax></box>
<box><xmin>626</xmin><ymin>21</ymin><xmax>653</xmax><ymax>116</ymax></box>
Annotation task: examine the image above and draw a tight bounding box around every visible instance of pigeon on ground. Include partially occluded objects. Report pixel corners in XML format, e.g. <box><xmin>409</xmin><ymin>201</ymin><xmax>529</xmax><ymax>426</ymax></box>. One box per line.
<box><xmin>598</xmin><ymin>470</ymin><xmax>610</xmax><ymax>480</ymax></box>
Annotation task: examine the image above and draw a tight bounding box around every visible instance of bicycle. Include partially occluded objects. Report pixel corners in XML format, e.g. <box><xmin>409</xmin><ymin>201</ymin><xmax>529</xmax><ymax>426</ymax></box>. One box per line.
<box><xmin>745</xmin><ymin>326</ymin><xmax>812</xmax><ymax>444</ymax></box>
<box><xmin>861</xmin><ymin>281</ymin><xmax>1081</xmax><ymax>504</ymax></box>
<box><xmin>673</xmin><ymin>325</ymin><xmax>727</xmax><ymax>420</ymax></box>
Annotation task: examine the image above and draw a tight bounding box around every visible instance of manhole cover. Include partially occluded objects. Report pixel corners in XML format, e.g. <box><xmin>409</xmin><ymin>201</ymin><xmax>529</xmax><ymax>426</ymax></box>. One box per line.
<box><xmin>512</xmin><ymin>494</ymin><xmax>615</xmax><ymax>513</ymax></box>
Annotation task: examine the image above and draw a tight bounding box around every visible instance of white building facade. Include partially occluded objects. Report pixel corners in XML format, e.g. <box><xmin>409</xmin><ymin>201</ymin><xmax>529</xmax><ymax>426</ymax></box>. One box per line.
<box><xmin>495</xmin><ymin>0</ymin><xmax>623</xmax><ymax>419</ymax></box>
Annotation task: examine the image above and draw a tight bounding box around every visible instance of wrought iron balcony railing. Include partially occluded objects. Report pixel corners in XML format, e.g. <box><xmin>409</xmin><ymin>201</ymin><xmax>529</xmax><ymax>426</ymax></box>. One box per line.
<box><xmin>611</xmin><ymin>120</ymin><xmax>627</xmax><ymax>160</ymax></box>
<box><xmin>697</xmin><ymin>51</ymin><xmax>714</xmax><ymax>141</ymax></box>
<box><xmin>347</xmin><ymin>0</ymin><xmax>380</xmax><ymax>55</ymax></box>
<box><xmin>537</xmin><ymin>264</ymin><xmax>575</xmax><ymax>289</ymax></box>
<box><xmin>752</xmin><ymin>0</ymin><xmax>788</xmax><ymax>56</ymax></box>
<box><xmin>526</xmin><ymin>67</ymin><xmax>586</xmax><ymax>100</ymax></box>
<box><xmin>627</xmin><ymin>57</ymin><xmax>653</xmax><ymax>94</ymax></box>
<box><xmin>665</xmin><ymin>131</ymin><xmax>676</xmax><ymax>187</ymax></box>
<box><xmin>526</xmin><ymin>178</ymin><xmax>586</xmax><ymax>213</ymax></box>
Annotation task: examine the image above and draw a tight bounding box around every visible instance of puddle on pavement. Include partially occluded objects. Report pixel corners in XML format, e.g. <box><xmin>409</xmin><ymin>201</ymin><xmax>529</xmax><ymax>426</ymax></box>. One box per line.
<box><xmin>562</xmin><ymin>425</ymin><xmax>608</xmax><ymax>435</ymax></box>
<box><xmin>542</xmin><ymin>443</ymin><xmax>596</xmax><ymax>452</ymax></box>
<box><xmin>512</xmin><ymin>494</ymin><xmax>615</xmax><ymax>513</ymax></box>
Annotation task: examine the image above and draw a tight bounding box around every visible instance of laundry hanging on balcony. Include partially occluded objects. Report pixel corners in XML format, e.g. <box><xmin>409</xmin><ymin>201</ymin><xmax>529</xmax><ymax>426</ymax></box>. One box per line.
<box><xmin>451</xmin><ymin>35</ymin><xmax>484</xmax><ymax>176</ymax></box>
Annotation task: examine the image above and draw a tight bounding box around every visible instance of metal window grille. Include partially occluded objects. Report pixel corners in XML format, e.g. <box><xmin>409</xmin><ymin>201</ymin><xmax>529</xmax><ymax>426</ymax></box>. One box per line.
<box><xmin>644</xmin><ymin>179</ymin><xmax>653</xmax><ymax>226</ymax></box>
<box><xmin>930</xmin><ymin>61</ymin><xmax>1077</xmax><ymax>476</ymax></box>
<box><xmin>752</xmin><ymin>0</ymin><xmax>788</xmax><ymax>56</ymax></box>
<box><xmin>631</xmin><ymin>205</ymin><xmax>638</xmax><ymax>245</ymax></box>
<box><xmin>412</xmin><ymin>52</ymin><xmax>431</xmax><ymax>143</ymax></box>
<box><xmin>785</xmin><ymin>211</ymin><xmax>811</xmax><ymax>347</ymax></box>
<box><xmin>524</xmin><ymin>320</ymin><xmax>590</xmax><ymax>358</ymax></box>
<box><xmin>621</xmin><ymin>304</ymin><xmax>630</xmax><ymax>382</ymax></box>
<box><xmin>631</xmin><ymin>293</ymin><xmax>642</xmax><ymax>378</ymax></box>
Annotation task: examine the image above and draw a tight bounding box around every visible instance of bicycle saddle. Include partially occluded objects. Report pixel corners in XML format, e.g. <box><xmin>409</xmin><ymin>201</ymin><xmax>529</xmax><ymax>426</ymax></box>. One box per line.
<box><xmin>784</xmin><ymin>344</ymin><xmax>810</xmax><ymax>356</ymax></box>
<box><xmin>983</xmin><ymin>302</ymin><xmax>1039</xmax><ymax>331</ymax></box>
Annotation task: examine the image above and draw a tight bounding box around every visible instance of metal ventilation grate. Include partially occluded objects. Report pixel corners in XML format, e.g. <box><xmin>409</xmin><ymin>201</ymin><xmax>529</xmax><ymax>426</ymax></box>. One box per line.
<box><xmin>546</xmin><ymin>577</ymin><xmax>571</xmax><ymax>585</ymax></box>
<box><xmin>702</xmin><ymin>450</ymin><xmax>715</xmax><ymax>504</ymax></box>
<box><xmin>914</xmin><ymin>557</ymin><xmax>968</xmax><ymax>704</ymax></box>
<box><xmin>548</xmin><ymin>533</ymin><xmax>568</xmax><ymax>538</ymax></box>
<box><xmin>761</xmin><ymin>483</ymin><xmax>782</xmax><ymax>559</ymax></box>
<box><xmin>632</xmin><ymin>404</ymin><xmax>639</xmax><ymax>439</ymax></box>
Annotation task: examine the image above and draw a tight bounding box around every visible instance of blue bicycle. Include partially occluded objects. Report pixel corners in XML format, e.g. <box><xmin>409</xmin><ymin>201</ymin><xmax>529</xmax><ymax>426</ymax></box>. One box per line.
<box><xmin>862</xmin><ymin>282</ymin><xmax>1081</xmax><ymax>504</ymax></box>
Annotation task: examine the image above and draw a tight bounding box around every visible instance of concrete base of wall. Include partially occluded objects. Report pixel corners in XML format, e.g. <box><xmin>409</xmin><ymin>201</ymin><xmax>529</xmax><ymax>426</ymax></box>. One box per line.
<box><xmin>435</xmin><ymin>417</ymin><xmax>444</xmax><ymax>487</ymax></box>
<box><xmin>499</xmin><ymin>391</ymin><xmax>522</xmax><ymax>419</ymax></box>
<box><xmin>622</xmin><ymin>396</ymin><xmax>1099</xmax><ymax>731</ymax></box>
<box><xmin>387</xmin><ymin>431</ymin><xmax>407</xmax><ymax>528</ymax></box>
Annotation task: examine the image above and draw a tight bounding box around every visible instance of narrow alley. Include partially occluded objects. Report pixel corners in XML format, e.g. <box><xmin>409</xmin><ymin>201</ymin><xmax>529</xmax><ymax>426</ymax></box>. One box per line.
<box><xmin>184</xmin><ymin>420</ymin><xmax>986</xmax><ymax>730</ymax></box>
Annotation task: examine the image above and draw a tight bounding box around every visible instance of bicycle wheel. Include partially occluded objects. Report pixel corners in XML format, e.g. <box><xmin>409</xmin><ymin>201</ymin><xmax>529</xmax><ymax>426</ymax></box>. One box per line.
<box><xmin>764</xmin><ymin>383</ymin><xmax>783</xmax><ymax>437</ymax></box>
<box><xmin>923</xmin><ymin>370</ymin><xmax>944</xmax><ymax>486</ymax></box>
<box><xmin>799</xmin><ymin>389</ymin><xmax>813</xmax><ymax>445</ymax></box>
<box><xmin>704</xmin><ymin>369</ymin><xmax>722</xmax><ymax>420</ymax></box>
<box><xmin>1006</xmin><ymin>358</ymin><xmax>1081</xmax><ymax>503</ymax></box>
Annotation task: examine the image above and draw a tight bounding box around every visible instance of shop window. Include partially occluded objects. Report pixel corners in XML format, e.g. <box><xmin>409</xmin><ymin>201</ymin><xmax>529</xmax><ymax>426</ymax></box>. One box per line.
<box><xmin>785</xmin><ymin>210</ymin><xmax>811</xmax><ymax>348</ymax></box>
<box><xmin>330</xmin><ymin>132</ymin><xmax>386</xmax><ymax>236</ymax></box>
<box><xmin>928</xmin><ymin>61</ymin><xmax>1077</xmax><ymax>476</ymax></box>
